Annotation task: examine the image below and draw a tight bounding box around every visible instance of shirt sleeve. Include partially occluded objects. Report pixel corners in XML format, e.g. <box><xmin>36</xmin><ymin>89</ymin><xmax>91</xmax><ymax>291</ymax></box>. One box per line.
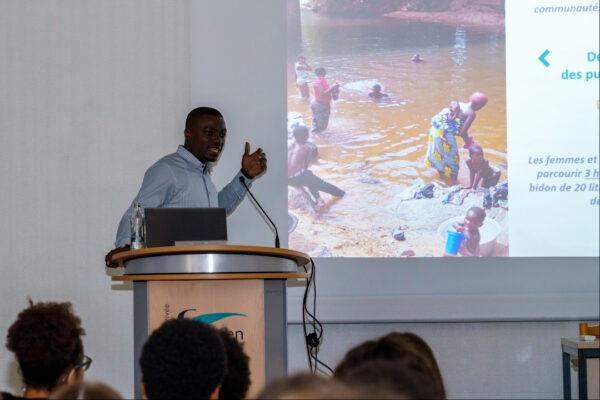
<box><xmin>114</xmin><ymin>162</ymin><xmax>174</xmax><ymax>247</ymax></box>
<box><xmin>218</xmin><ymin>169</ymin><xmax>251</xmax><ymax>215</ymax></box>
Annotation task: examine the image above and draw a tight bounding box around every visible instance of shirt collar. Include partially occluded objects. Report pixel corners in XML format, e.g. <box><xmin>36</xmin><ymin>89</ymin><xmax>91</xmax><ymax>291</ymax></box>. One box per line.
<box><xmin>177</xmin><ymin>145</ymin><xmax>213</xmax><ymax>173</ymax></box>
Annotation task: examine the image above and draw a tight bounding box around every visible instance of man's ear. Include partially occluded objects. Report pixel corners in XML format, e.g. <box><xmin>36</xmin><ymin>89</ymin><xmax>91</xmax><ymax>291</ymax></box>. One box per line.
<box><xmin>141</xmin><ymin>382</ymin><xmax>147</xmax><ymax>399</ymax></box>
<box><xmin>209</xmin><ymin>384</ymin><xmax>221</xmax><ymax>400</ymax></box>
<box><xmin>65</xmin><ymin>368</ymin><xmax>77</xmax><ymax>384</ymax></box>
<box><xmin>184</xmin><ymin>128</ymin><xmax>191</xmax><ymax>142</ymax></box>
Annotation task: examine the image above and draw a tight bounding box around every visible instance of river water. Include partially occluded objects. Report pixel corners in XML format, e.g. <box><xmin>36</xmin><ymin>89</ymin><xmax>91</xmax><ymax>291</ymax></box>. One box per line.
<box><xmin>288</xmin><ymin>11</ymin><xmax>507</xmax><ymax>256</ymax></box>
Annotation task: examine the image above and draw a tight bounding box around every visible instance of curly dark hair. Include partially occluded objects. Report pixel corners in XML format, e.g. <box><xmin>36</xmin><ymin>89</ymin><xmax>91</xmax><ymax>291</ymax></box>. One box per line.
<box><xmin>140</xmin><ymin>319</ymin><xmax>227</xmax><ymax>399</ymax></box>
<box><xmin>217</xmin><ymin>328</ymin><xmax>251</xmax><ymax>400</ymax></box>
<box><xmin>5</xmin><ymin>300</ymin><xmax>85</xmax><ymax>390</ymax></box>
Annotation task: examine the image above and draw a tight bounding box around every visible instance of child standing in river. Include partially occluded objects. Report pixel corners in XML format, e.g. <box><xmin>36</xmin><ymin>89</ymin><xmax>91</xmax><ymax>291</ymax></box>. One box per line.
<box><xmin>294</xmin><ymin>55</ymin><xmax>312</xmax><ymax>101</ymax></box>
<box><xmin>310</xmin><ymin>67</ymin><xmax>340</xmax><ymax>133</ymax></box>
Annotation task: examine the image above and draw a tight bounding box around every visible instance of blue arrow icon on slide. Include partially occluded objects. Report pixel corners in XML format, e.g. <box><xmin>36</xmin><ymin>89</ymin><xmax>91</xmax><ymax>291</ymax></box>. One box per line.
<box><xmin>538</xmin><ymin>49</ymin><xmax>550</xmax><ymax>67</ymax></box>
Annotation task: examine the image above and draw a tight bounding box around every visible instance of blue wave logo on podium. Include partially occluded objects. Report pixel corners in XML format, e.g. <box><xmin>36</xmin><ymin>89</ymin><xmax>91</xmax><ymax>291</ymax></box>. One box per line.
<box><xmin>177</xmin><ymin>309</ymin><xmax>247</xmax><ymax>323</ymax></box>
<box><xmin>193</xmin><ymin>312</ymin><xmax>247</xmax><ymax>324</ymax></box>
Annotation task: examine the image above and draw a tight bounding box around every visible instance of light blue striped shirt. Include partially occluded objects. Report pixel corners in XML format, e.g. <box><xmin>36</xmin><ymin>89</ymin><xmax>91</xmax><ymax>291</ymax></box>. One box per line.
<box><xmin>115</xmin><ymin>145</ymin><xmax>250</xmax><ymax>247</ymax></box>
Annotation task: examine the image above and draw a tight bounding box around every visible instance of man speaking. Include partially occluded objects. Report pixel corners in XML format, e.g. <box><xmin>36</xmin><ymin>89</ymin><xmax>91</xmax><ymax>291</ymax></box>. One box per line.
<box><xmin>105</xmin><ymin>107</ymin><xmax>267</xmax><ymax>267</ymax></box>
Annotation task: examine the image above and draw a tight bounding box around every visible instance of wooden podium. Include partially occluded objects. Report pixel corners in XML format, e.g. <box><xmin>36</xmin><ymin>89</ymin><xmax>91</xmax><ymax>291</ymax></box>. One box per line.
<box><xmin>110</xmin><ymin>245</ymin><xmax>310</xmax><ymax>398</ymax></box>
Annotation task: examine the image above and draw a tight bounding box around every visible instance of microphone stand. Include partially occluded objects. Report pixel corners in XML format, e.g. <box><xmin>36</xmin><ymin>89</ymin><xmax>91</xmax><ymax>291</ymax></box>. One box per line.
<box><xmin>239</xmin><ymin>176</ymin><xmax>280</xmax><ymax>248</ymax></box>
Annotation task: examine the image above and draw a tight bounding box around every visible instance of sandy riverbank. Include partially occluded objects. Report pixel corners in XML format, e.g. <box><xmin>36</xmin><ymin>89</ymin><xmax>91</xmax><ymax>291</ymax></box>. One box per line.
<box><xmin>384</xmin><ymin>9</ymin><xmax>505</xmax><ymax>32</ymax></box>
<box><xmin>289</xmin><ymin>149</ymin><xmax>509</xmax><ymax>258</ymax></box>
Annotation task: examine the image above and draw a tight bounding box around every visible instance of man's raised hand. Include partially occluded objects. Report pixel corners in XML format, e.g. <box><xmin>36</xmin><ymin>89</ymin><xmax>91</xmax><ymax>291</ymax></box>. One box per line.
<box><xmin>241</xmin><ymin>142</ymin><xmax>267</xmax><ymax>178</ymax></box>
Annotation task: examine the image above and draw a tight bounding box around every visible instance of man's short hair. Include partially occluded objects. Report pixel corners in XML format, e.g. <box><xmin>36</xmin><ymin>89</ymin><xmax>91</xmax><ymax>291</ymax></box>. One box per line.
<box><xmin>218</xmin><ymin>328</ymin><xmax>251</xmax><ymax>400</ymax></box>
<box><xmin>140</xmin><ymin>319</ymin><xmax>227</xmax><ymax>399</ymax></box>
<box><xmin>185</xmin><ymin>107</ymin><xmax>224</xmax><ymax>130</ymax></box>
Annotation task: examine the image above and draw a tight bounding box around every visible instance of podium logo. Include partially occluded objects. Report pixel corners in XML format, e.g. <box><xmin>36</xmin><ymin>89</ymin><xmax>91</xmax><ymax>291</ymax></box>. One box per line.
<box><xmin>177</xmin><ymin>309</ymin><xmax>247</xmax><ymax>341</ymax></box>
<box><xmin>177</xmin><ymin>309</ymin><xmax>247</xmax><ymax>324</ymax></box>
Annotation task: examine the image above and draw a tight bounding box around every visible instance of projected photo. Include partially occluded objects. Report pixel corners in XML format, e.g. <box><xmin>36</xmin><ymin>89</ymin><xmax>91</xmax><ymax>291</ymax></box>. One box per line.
<box><xmin>287</xmin><ymin>0</ymin><xmax>507</xmax><ymax>257</ymax></box>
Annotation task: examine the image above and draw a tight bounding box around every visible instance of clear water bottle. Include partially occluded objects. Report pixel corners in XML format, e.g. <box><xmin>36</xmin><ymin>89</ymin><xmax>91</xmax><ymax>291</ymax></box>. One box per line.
<box><xmin>130</xmin><ymin>202</ymin><xmax>145</xmax><ymax>250</ymax></box>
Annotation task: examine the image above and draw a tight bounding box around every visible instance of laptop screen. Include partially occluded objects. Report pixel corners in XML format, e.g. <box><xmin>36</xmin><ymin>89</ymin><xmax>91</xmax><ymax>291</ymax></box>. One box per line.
<box><xmin>144</xmin><ymin>207</ymin><xmax>227</xmax><ymax>247</ymax></box>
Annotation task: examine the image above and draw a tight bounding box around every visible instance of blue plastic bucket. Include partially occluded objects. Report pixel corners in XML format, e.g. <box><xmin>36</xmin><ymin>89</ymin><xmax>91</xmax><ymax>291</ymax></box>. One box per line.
<box><xmin>445</xmin><ymin>230</ymin><xmax>468</xmax><ymax>255</ymax></box>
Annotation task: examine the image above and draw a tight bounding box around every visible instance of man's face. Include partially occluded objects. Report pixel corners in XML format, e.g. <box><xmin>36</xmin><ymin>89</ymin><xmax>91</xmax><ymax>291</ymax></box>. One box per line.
<box><xmin>184</xmin><ymin>114</ymin><xmax>227</xmax><ymax>164</ymax></box>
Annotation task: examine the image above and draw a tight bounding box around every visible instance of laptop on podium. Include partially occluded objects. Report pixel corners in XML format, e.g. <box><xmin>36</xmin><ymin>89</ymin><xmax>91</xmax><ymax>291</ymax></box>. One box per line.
<box><xmin>144</xmin><ymin>208</ymin><xmax>227</xmax><ymax>247</ymax></box>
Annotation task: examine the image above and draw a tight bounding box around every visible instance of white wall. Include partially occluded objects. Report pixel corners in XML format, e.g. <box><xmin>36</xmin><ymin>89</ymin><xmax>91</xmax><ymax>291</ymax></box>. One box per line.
<box><xmin>1</xmin><ymin>1</ymin><xmax>598</xmax><ymax>399</ymax></box>
<box><xmin>189</xmin><ymin>0</ymin><xmax>287</xmax><ymax>247</ymax></box>
<box><xmin>0</xmin><ymin>1</ymin><xmax>189</xmax><ymax>398</ymax></box>
<box><xmin>288</xmin><ymin>320</ymin><xmax>584</xmax><ymax>399</ymax></box>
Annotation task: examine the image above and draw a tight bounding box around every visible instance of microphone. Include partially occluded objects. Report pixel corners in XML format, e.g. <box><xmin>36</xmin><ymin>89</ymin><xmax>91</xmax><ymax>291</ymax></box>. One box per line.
<box><xmin>239</xmin><ymin>176</ymin><xmax>280</xmax><ymax>248</ymax></box>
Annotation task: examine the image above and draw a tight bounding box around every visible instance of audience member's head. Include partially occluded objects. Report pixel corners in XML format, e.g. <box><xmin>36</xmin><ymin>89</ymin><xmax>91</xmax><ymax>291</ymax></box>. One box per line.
<box><xmin>338</xmin><ymin>358</ymin><xmax>445</xmax><ymax>399</ymax></box>
<box><xmin>139</xmin><ymin>318</ymin><xmax>227</xmax><ymax>400</ymax></box>
<box><xmin>257</xmin><ymin>372</ymin><xmax>359</xmax><ymax>399</ymax></box>
<box><xmin>5</xmin><ymin>300</ymin><xmax>87</xmax><ymax>397</ymax></box>
<box><xmin>217</xmin><ymin>328</ymin><xmax>251</xmax><ymax>400</ymax></box>
<box><xmin>49</xmin><ymin>381</ymin><xmax>122</xmax><ymax>399</ymax></box>
<box><xmin>388</xmin><ymin>333</ymin><xmax>444</xmax><ymax>387</ymax></box>
<box><xmin>334</xmin><ymin>331</ymin><xmax>446</xmax><ymax>398</ymax></box>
